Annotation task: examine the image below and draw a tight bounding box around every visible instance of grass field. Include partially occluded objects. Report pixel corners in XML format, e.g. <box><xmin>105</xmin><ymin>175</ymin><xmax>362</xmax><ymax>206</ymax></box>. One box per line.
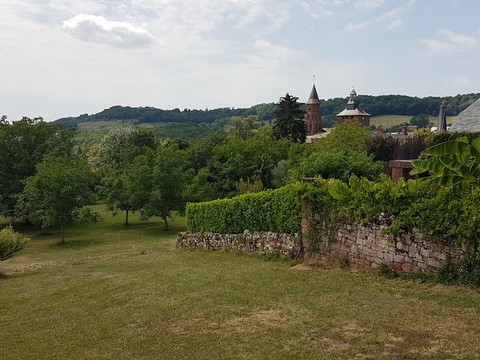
<box><xmin>371</xmin><ymin>115</ymin><xmax>457</xmax><ymax>129</ymax></box>
<box><xmin>1</xmin><ymin>209</ymin><xmax>480</xmax><ymax>359</ymax></box>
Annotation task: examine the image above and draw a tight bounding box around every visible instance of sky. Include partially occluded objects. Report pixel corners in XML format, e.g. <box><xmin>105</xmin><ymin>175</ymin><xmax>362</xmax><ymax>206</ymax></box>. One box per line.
<box><xmin>1</xmin><ymin>0</ymin><xmax>479</xmax><ymax>121</ymax></box>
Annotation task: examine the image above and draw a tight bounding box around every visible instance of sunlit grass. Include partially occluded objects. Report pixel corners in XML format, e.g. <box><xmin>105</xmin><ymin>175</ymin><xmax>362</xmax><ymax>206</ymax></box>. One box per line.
<box><xmin>371</xmin><ymin>115</ymin><xmax>457</xmax><ymax>129</ymax></box>
<box><xmin>1</xmin><ymin>208</ymin><xmax>479</xmax><ymax>359</ymax></box>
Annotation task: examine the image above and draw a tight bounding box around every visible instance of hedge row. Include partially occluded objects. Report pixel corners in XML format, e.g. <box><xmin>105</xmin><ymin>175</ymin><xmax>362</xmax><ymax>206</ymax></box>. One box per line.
<box><xmin>186</xmin><ymin>184</ymin><xmax>302</xmax><ymax>234</ymax></box>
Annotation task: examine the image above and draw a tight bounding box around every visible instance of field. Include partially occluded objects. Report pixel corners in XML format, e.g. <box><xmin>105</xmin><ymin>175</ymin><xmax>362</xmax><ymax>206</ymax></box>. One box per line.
<box><xmin>1</xmin><ymin>210</ymin><xmax>480</xmax><ymax>359</ymax></box>
<box><xmin>371</xmin><ymin>115</ymin><xmax>457</xmax><ymax>129</ymax></box>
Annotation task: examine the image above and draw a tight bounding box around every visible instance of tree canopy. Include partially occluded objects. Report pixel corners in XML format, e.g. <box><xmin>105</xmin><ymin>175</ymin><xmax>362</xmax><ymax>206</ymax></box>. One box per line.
<box><xmin>273</xmin><ymin>93</ymin><xmax>306</xmax><ymax>143</ymax></box>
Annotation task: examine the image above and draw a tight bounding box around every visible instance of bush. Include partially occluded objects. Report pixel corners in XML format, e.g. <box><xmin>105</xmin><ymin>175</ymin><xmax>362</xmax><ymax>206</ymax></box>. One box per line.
<box><xmin>186</xmin><ymin>184</ymin><xmax>302</xmax><ymax>234</ymax></box>
<box><xmin>0</xmin><ymin>226</ymin><xmax>29</xmax><ymax>261</ymax></box>
<box><xmin>289</xmin><ymin>150</ymin><xmax>384</xmax><ymax>183</ymax></box>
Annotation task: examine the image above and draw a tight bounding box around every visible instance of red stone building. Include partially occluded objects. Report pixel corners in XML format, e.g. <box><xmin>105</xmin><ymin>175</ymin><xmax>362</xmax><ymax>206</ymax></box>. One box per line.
<box><xmin>304</xmin><ymin>84</ymin><xmax>323</xmax><ymax>135</ymax></box>
<box><xmin>336</xmin><ymin>89</ymin><xmax>371</xmax><ymax>127</ymax></box>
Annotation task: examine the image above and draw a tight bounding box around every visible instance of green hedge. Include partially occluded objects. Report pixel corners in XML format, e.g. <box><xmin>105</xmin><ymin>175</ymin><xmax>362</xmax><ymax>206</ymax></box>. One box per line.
<box><xmin>186</xmin><ymin>184</ymin><xmax>302</xmax><ymax>234</ymax></box>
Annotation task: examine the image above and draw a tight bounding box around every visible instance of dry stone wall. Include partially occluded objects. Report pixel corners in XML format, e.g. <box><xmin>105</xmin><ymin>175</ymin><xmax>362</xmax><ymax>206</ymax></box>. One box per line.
<box><xmin>177</xmin><ymin>230</ymin><xmax>302</xmax><ymax>258</ymax></box>
<box><xmin>313</xmin><ymin>222</ymin><xmax>465</xmax><ymax>273</ymax></box>
<box><xmin>178</xmin><ymin>221</ymin><xmax>465</xmax><ymax>274</ymax></box>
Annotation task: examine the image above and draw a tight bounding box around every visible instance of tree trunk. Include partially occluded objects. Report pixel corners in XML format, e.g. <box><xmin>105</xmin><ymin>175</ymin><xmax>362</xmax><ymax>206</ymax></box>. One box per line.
<box><xmin>163</xmin><ymin>216</ymin><xmax>169</xmax><ymax>231</ymax></box>
<box><xmin>125</xmin><ymin>209</ymin><xmax>129</xmax><ymax>226</ymax></box>
<box><xmin>60</xmin><ymin>223</ymin><xmax>65</xmax><ymax>244</ymax></box>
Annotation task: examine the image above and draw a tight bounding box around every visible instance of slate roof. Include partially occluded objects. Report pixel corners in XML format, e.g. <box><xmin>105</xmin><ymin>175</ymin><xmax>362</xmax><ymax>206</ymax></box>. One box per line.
<box><xmin>449</xmin><ymin>98</ymin><xmax>480</xmax><ymax>132</ymax></box>
<box><xmin>306</xmin><ymin>84</ymin><xmax>321</xmax><ymax>105</ymax></box>
<box><xmin>336</xmin><ymin>108</ymin><xmax>371</xmax><ymax>117</ymax></box>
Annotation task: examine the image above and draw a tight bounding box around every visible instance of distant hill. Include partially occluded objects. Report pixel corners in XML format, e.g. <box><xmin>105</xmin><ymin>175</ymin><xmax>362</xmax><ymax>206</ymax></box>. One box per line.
<box><xmin>55</xmin><ymin>93</ymin><xmax>479</xmax><ymax>130</ymax></box>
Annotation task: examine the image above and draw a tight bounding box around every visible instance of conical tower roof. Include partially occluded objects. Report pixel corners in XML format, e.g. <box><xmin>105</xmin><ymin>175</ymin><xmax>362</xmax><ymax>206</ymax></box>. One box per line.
<box><xmin>306</xmin><ymin>84</ymin><xmax>320</xmax><ymax>105</ymax></box>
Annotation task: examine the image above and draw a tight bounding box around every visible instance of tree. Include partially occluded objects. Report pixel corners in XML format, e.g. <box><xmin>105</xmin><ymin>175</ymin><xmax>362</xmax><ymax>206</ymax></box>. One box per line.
<box><xmin>19</xmin><ymin>152</ymin><xmax>96</xmax><ymax>243</ymax></box>
<box><xmin>0</xmin><ymin>117</ymin><xmax>61</xmax><ymax>219</ymax></box>
<box><xmin>410</xmin><ymin>114</ymin><xmax>430</xmax><ymax>128</ymax></box>
<box><xmin>224</xmin><ymin>116</ymin><xmax>260</xmax><ymax>140</ymax></box>
<box><xmin>142</xmin><ymin>146</ymin><xmax>189</xmax><ymax>230</ymax></box>
<box><xmin>289</xmin><ymin>150</ymin><xmax>383</xmax><ymax>183</ymax></box>
<box><xmin>273</xmin><ymin>93</ymin><xmax>306</xmax><ymax>143</ymax></box>
<box><xmin>317</xmin><ymin>121</ymin><xmax>371</xmax><ymax>153</ymax></box>
<box><xmin>93</xmin><ymin>127</ymin><xmax>157</xmax><ymax>224</ymax></box>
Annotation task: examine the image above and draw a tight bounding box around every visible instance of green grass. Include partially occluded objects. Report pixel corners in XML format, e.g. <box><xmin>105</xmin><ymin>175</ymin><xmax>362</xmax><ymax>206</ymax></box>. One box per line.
<box><xmin>1</xmin><ymin>209</ymin><xmax>480</xmax><ymax>359</ymax></box>
<box><xmin>371</xmin><ymin>115</ymin><xmax>457</xmax><ymax>129</ymax></box>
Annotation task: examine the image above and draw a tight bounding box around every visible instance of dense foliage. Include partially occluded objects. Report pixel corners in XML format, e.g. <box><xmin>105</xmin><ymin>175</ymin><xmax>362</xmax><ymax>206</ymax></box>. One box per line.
<box><xmin>0</xmin><ymin>117</ymin><xmax>61</xmax><ymax>218</ymax></box>
<box><xmin>273</xmin><ymin>93</ymin><xmax>306</xmax><ymax>143</ymax></box>
<box><xmin>186</xmin><ymin>185</ymin><xmax>302</xmax><ymax>234</ymax></box>
<box><xmin>0</xmin><ymin>225</ymin><xmax>29</xmax><ymax>261</ymax></box>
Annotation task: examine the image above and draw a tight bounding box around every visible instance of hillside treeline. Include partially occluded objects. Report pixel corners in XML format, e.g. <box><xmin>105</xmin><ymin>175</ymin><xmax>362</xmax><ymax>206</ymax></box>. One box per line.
<box><xmin>55</xmin><ymin>93</ymin><xmax>479</xmax><ymax>129</ymax></box>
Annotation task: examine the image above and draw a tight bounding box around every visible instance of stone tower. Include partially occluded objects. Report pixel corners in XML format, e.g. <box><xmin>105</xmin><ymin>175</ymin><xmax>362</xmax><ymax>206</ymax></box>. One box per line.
<box><xmin>304</xmin><ymin>84</ymin><xmax>323</xmax><ymax>135</ymax></box>
<box><xmin>336</xmin><ymin>88</ymin><xmax>371</xmax><ymax>127</ymax></box>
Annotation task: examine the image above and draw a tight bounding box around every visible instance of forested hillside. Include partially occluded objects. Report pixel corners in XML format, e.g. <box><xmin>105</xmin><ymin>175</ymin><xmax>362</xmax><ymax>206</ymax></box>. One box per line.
<box><xmin>55</xmin><ymin>93</ymin><xmax>479</xmax><ymax>130</ymax></box>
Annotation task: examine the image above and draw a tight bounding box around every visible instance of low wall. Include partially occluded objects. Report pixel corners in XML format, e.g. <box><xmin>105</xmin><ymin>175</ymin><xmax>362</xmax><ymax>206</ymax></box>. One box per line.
<box><xmin>177</xmin><ymin>222</ymin><xmax>465</xmax><ymax>274</ymax></box>
<box><xmin>312</xmin><ymin>222</ymin><xmax>465</xmax><ymax>273</ymax></box>
<box><xmin>177</xmin><ymin>230</ymin><xmax>302</xmax><ymax>258</ymax></box>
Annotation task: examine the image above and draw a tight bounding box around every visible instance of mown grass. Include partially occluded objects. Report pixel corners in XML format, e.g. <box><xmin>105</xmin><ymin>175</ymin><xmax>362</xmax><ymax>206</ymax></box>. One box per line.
<box><xmin>1</xmin><ymin>209</ymin><xmax>480</xmax><ymax>359</ymax></box>
<box><xmin>371</xmin><ymin>115</ymin><xmax>457</xmax><ymax>129</ymax></box>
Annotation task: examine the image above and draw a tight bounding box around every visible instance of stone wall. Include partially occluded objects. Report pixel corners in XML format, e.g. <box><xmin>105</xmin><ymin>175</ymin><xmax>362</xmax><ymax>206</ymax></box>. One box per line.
<box><xmin>313</xmin><ymin>222</ymin><xmax>465</xmax><ymax>273</ymax></box>
<box><xmin>177</xmin><ymin>230</ymin><xmax>302</xmax><ymax>258</ymax></box>
<box><xmin>177</xmin><ymin>221</ymin><xmax>465</xmax><ymax>274</ymax></box>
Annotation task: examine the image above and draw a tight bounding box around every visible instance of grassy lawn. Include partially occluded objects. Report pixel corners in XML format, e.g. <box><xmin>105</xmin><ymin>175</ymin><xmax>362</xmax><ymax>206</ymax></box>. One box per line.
<box><xmin>1</xmin><ymin>209</ymin><xmax>480</xmax><ymax>359</ymax></box>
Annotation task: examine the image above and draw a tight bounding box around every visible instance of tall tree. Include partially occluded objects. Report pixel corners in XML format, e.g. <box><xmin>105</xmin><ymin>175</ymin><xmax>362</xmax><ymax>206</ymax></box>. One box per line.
<box><xmin>93</xmin><ymin>127</ymin><xmax>157</xmax><ymax>224</ymax></box>
<box><xmin>142</xmin><ymin>145</ymin><xmax>188</xmax><ymax>230</ymax></box>
<box><xmin>0</xmin><ymin>117</ymin><xmax>61</xmax><ymax>219</ymax></box>
<box><xmin>273</xmin><ymin>93</ymin><xmax>306</xmax><ymax>143</ymax></box>
<box><xmin>19</xmin><ymin>152</ymin><xmax>95</xmax><ymax>243</ymax></box>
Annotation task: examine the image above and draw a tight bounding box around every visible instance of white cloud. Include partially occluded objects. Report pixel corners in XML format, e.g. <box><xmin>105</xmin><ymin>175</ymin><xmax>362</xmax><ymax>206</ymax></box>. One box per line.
<box><xmin>386</xmin><ymin>18</ymin><xmax>402</xmax><ymax>30</ymax></box>
<box><xmin>354</xmin><ymin>0</ymin><xmax>385</xmax><ymax>10</ymax></box>
<box><xmin>299</xmin><ymin>1</ymin><xmax>334</xmax><ymax>18</ymax></box>
<box><xmin>421</xmin><ymin>29</ymin><xmax>477</xmax><ymax>53</ymax></box>
<box><xmin>377</xmin><ymin>7</ymin><xmax>402</xmax><ymax>30</ymax></box>
<box><xmin>440</xmin><ymin>29</ymin><xmax>477</xmax><ymax>49</ymax></box>
<box><xmin>345</xmin><ymin>22</ymin><xmax>371</xmax><ymax>31</ymax></box>
<box><xmin>254</xmin><ymin>39</ymin><xmax>298</xmax><ymax>59</ymax></box>
<box><xmin>245</xmin><ymin>39</ymin><xmax>303</xmax><ymax>71</ymax></box>
<box><xmin>63</xmin><ymin>14</ymin><xmax>155</xmax><ymax>48</ymax></box>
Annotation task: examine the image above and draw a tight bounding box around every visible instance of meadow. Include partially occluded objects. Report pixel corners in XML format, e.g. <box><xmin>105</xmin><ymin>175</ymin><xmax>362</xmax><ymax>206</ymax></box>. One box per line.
<box><xmin>1</xmin><ymin>209</ymin><xmax>480</xmax><ymax>360</ymax></box>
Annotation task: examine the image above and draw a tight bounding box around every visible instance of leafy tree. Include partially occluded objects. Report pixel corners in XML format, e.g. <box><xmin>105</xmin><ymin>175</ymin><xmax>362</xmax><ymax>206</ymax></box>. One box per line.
<box><xmin>101</xmin><ymin>154</ymin><xmax>154</xmax><ymax>225</ymax></box>
<box><xmin>94</xmin><ymin>127</ymin><xmax>157</xmax><ymax>224</ymax></box>
<box><xmin>142</xmin><ymin>145</ymin><xmax>189</xmax><ymax>230</ymax></box>
<box><xmin>204</xmin><ymin>127</ymin><xmax>292</xmax><ymax>198</ymax></box>
<box><xmin>289</xmin><ymin>150</ymin><xmax>383</xmax><ymax>183</ymax></box>
<box><xmin>0</xmin><ymin>226</ymin><xmax>29</xmax><ymax>261</ymax></box>
<box><xmin>317</xmin><ymin>121</ymin><xmax>371</xmax><ymax>153</ymax></box>
<box><xmin>0</xmin><ymin>117</ymin><xmax>61</xmax><ymax>219</ymax></box>
<box><xmin>19</xmin><ymin>152</ymin><xmax>96</xmax><ymax>243</ymax></box>
<box><xmin>367</xmin><ymin>134</ymin><xmax>397</xmax><ymax>161</ymax></box>
<box><xmin>410</xmin><ymin>114</ymin><xmax>430</xmax><ymax>128</ymax></box>
<box><xmin>273</xmin><ymin>93</ymin><xmax>306</xmax><ymax>143</ymax></box>
<box><xmin>224</xmin><ymin>116</ymin><xmax>260</xmax><ymax>140</ymax></box>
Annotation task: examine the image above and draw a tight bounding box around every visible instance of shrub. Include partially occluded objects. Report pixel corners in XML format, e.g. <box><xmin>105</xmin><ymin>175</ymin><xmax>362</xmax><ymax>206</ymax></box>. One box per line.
<box><xmin>186</xmin><ymin>184</ymin><xmax>302</xmax><ymax>234</ymax></box>
<box><xmin>289</xmin><ymin>150</ymin><xmax>384</xmax><ymax>183</ymax></box>
<box><xmin>0</xmin><ymin>226</ymin><xmax>29</xmax><ymax>261</ymax></box>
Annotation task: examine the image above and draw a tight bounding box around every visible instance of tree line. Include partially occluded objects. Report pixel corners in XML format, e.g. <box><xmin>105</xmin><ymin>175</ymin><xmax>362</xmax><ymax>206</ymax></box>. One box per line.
<box><xmin>55</xmin><ymin>93</ymin><xmax>479</xmax><ymax>130</ymax></box>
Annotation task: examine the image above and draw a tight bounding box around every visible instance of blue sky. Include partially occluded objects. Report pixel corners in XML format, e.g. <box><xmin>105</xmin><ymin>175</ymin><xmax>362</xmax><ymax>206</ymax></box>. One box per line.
<box><xmin>1</xmin><ymin>0</ymin><xmax>479</xmax><ymax>121</ymax></box>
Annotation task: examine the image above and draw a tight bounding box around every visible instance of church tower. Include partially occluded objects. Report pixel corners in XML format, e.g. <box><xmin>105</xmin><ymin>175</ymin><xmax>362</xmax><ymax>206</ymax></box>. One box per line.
<box><xmin>304</xmin><ymin>84</ymin><xmax>323</xmax><ymax>135</ymax></box>
<box><xmin>336</xmin><ymin>88</ymin><xmax>371</xmax><ymax>127</ymax></box>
